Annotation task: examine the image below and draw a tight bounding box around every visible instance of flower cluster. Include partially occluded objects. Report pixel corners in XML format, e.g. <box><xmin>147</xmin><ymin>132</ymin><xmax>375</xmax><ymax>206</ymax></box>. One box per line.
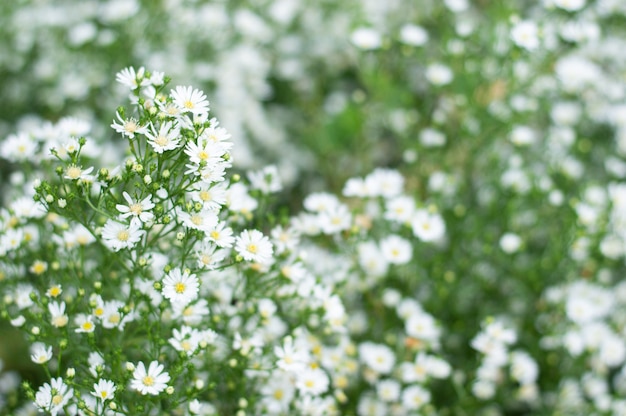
<box><xmin>2</xmin><ymin>0</ymin><xmax>626</xmax><ymax>414</ymax></box>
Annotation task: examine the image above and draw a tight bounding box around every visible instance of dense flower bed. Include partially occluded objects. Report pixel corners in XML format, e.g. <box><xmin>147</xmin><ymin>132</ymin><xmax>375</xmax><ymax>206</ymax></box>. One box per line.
<box><xmin>2</xmin><ymin>0</ymin><xmax>626</xmax><ymax>415</ymax></box>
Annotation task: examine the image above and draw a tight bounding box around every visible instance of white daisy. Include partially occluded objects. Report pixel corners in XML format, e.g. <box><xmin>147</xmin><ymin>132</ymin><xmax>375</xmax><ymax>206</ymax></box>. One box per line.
<box><xmin>34</xmin><ymin>377</ymin><xmax>74</xmax><ymax>416</ymax></box>
<box><xmin>110</xmin><ymin>110</ymin><xmax>148</xmax><ymax>139</ymax></box>
<box><xmin>171</xmin><ymin>85</ymin><xmax>210</xmax><ymax>116</ymax></box>
<box><xmin>235</xmin><ymin>229</ymin><xmax>274</xmax><ymax>264</ymax></box>
<box><xmin>116</xmin><ymin>191</ymin><xmax>155</xmax><ymax>225</ymax></box>
<box><xmin>30</xmin><ymin>342</ymin><xmax>53</xmax><ymax>364</ymax></box>
<box><xmin>91</xmin><ymin>379</ymin><xmax>116</xmax><ymax>402</ymax></box>
<box><xmin>130</xmin><ymin>361</ymin><xmax>170</xmax><ymax>395</ymax></box>
<box><xmin>145</xmin><ymin>121</ymin><xmax>181</xmax><ymax>153</ymax></box>
<box><xmin>162</xmin><ymin>268</ymin><xmax>200</xmax><ymax>306</ymax></box>
<box><xmin>101</xmin><ymin>219</ymin><xmax>145</xmax><ymax>251</ymax></box>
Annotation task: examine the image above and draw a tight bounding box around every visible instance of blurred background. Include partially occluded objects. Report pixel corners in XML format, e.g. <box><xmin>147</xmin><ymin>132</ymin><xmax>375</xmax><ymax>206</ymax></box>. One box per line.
<box><xmin>2</xmin><ymin>0</ymin><xmax>626</xmax><ymax>413</ymax></box>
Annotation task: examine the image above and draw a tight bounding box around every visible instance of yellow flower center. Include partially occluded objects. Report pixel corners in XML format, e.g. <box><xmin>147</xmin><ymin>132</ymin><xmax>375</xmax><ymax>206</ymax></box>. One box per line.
<box><xmin>48</xmin><ymin>286</ymin><xmax>62</xmax><ymax>297</ymax></box>
<box><xmin>52</xmin><ymin>394</ymin><xmax>63</xmax><ymax>405</ymax></box>
<box><xmin>198</xmin><ymin>150</ymin><xmax>209</xmax><ymax>160</ymax></box>
<box><xmin>181</xmin><ymin>340</ymin><xmax>192</xmax><ymax>351</ymax></box>
<box><xmin>184</xmin><ymin>100</ymin><xmax>194</xmax><ymax>109</ymax></box>
<box><xmin>108</xmin><ymin>314</ymin><xmax>121</xmax><ymax>325</ymax></box>
<box><xmin>94</xmin><ymin>307</ymin><xmax>104</xmax><ymax>317</ymax></box>
<box><xmin>191</xmin><ymin>215</ymin><xmax>203</xmax><ymax>226</ymax></box>
<box><xmin>117</xmin><ymin>230</ymin><xmax>130</xmax><ymax>242</ymax></box>
<box><xmin>247</xmin><ymin>244</ymin><xmax>258</xmax><ymax>254</ymax></box>
<box><xmin>199</xmin><ymin>190</ymin><xmax>211</xmax><ymax>201</ymax></box>
<box><xmin>142</xmin><ymin>376</ymin><xmax>154</xmax><ymax>386</ymax></box>
<box><xmin>100</xmin><ymin>391</ymin><xmax>108</xmax><ymax>399</ymax></box>
<box><xmin>53</xmin><ymin>315</ymin><xmax>69</xmax><ymax>328</ymax></box>
<box><xmin>32</xmin><ymin>262</ymin><xmax>47</xmax><ymax>275</ymax></box>
<box><xmin>124</xmin><ymin>120</ymin><xmax>138</xmax><ymax>133</ymax></box>
<box><xmin>82</xmin><ymin>321</ymin><xmax>94</xmax><ymax>331</ymax></box>
<box><xmin>304</xmin><ymin>380</ymin><xmax>315</xmax><ymax>388</ymax></box>
<box><xmin>155</xmin><ymin>135</ymin><xmax>169</xmax><ymax>146</ymax></box>
<box><xmin>66</xmin><ymin>166</ymin><xmax>82</xmax><ymax>179</ymax></box>
<box><xmin>273</xmin><ymin>390</ymin><xmax>284</xmax><ymax>400</ymax></box>
<box><xmin>210</xmin><ymin>231</ymin><xmax>220</xmax><ymax>240</ymax></box>
<box><xmin>175</xmin><ymin>282</ymin><xmax>186</xmax><ymax>294</ymax></box>
<box><xmin>130</xmin><ymin>203</ymin><xmax>143</xmax><ymax>216</ymax></box>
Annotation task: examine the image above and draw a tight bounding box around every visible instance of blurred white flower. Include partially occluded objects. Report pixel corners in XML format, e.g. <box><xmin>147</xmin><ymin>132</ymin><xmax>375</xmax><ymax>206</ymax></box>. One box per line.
<box><xmin>350</xmin><ymin>27</ymin><xmax>382</xmax><ymax>50</ymax></box>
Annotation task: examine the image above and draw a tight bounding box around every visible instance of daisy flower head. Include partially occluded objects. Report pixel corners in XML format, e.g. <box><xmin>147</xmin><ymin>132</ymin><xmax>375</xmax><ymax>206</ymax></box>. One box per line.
<box><xmin>295</xmin><ymin>367</ymin><xmax>330</xmax><ymax>396</ymax></box>
<box><xmin>30</xmin><ymin>342</ymin><xmax>53</xmax><ymax>364</ymax></box>
<box><xmin>190</xmin><ymin>182</ymin><xmax>228</xmax><ymax>212</ymax></box>
<box><xmin>130</xmin><ymin>361</ymin><xmax>170</xmax><ymax>395</ymax></box>
<box><xmin>411</xmin><ymin>209</ymin><xmax>446</xmax><ymax>242</ymax></box>
<box><xmin>380</xmin><ymin>234</ymin><xmax>413</xmax><ymax>265</ymax></box>
<box><xmin>350</xmin><ymin>27</ymin><xmax>382</xmax><ymax>50</ymax></box>
<box><xmin>101</xmin><ymin>219</ymin><xmax>145</xmax><ymax>252</ymax></box>
<box><xmin>116</xmin><ymin>191</ymin><xmax>155</xmax><ymax>225</ymax></box>
<box><xmin>145</xmin><ymin>120</ymin><xmax>181</xmax><ymax>153</ymax></box>
<box><xmin>49</xmin><ymin>301</ymin><xmax>69</xmax><ymax>328</ymax></box>
<box><xmin>35</xmin><ymin>377</ymin><xmax>74</xmax><ymax>416</ymax></box>
<box><xmin>162</xmin><ymin>268</ymin><xmax>200</xmax><ymax>306</ymax></box>
<box><xmin>511</xmin><ymin>20</ymin><xmax>540</xmax><ymax>51</ymax></box>
<box><xmin>358</xmin><ymin>342</ymin><xmax>396</xmax><ymax>375</ymax></box>
<box><xmin>115</xmin><ymin>66</ymin><xmax>149</xmax><ymax>90</ymax></box>
<box><xmin>64</xmin><ymin>164</ymin><xmax>95</xmax><ymax>182</ymax></box>
<box><xmin>184</xmin><ymin>136</ymin><xmax>227</xmax><ymax>166</ymax></box>
<box><xmin>171</xmin><ymin>85</ymin><xmax>210</xmax><ymax>116</ymax></box>
<box><xmin>248</xmin><ymin>164</ymin><xmax>283</xmax><ymax>194</ymax></box>
<box><xmin>111</xmin><ymin>110</ymin><xmax>148</xmax><ymax>139</ymax></box>
<box><xmin>235</xmin><ymin>229</ymin><xmax>274</xmax><ymax>264</ymax></box>
<box><xmin>177</xmin><ymin>208</ymin><xmax>219</xmax><ymax>233</ymax></box>
<box><xmin>206</xmin><ymin>222</ymin><xmax>235</xmax><ymax>248</ymax></box>
<box><xmin>75</xmin><ymin>313</ymin><xmax>96</xmax><ymax>333</ymax></box>
<box><xmin>92</xmin><ymin>379</ymin><xmax>116</xmax><ymax>402</ymax></box>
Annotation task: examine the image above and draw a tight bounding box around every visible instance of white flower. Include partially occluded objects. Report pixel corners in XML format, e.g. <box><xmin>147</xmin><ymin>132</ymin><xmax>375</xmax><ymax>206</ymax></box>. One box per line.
<box><xmin>359</xmin><ymin>342</ymin><xmax>396</xmax><ymax>374</ymax></box>
<box><xmin>35</xmin><ymin>377</ymin><xmax>74</xmax><ymax>416</ymax></box>
<box><xmin>248</xmin><ymin>165</ymin><xmax>282</xmax><ymax>194</ymax></box>
<box><xmin>75</xmin><ymin>313</ymin><xmax>96</xmax><ymax>333</ymax></box>
<box><xmin>401</xmin><ymin>385</ymin><xmax>431</xmax><ymax>410</ymax></box>
<box><xmin>235</xmin><ymin>229</ymin><xmax>274</xmax><ymax>264</ymax></box>
<box><xmin>511</xmin><ymin>20</ymin><xmax>540</xmax><ymax>50</ymax></box>
<box><xmin>64</xmin><ymin>164</ymin><xmax>95</xmax><ymax>181</ymax></box>
<box><xmin>295</xmin><ymin>368</ymin><xmax>330</xmax><ymax>396</ymax></box>
<box><xmin>376</xmin><ymin>379</ymin><xmax>401</xmax><ymax>402</ymax></box>
<box><xmin>145</xmin><ymin>121</ymin><xmax>182</xmax><ymax>153</ymax></box>
<box><xmin>184</xmin><ymin>136</ymin><xmax>227</xmax><ymax>166</ymax></box>
<box><xmin>178</xmin><ymin>209</ymin><xmax>219</xmax><ymax>233</ymax></box>
<box><xmin>171</xmin><ymin>85</ymin><xmax>210</xmax><ymax>116</ymax></box>
<box><xmin>399</xmin><ymin>24</ymin><xmax>429</xmax><ymax>46</ymax></box>
<box><xmin>116</xmin><ymin>66</ymin><xmax>149</xmax><ymax>89</ymax></box>
<box><xmin>425</xmin><ymin>63</ymin><xmax>453</xmax><ymax>86</ymax></box>
<box><xmin>169</xmin><ymin>326</ymin><xmax>202</xmax><ymax>356</ymax></box>
<box><xmin>130</xmin><ymin>361</ymin><xmax>170</xmax><ymax>395</ymax></box>
<box><xmin>380</xmin><ymin>235</ymin><xmax>412</xmax><ymax>265</ymax></box>
<box><xmin>110</xmin><ymin>110</ymin><xmax>148</xmax><ymax>139</ymax></box>
<box><xmin>162</xmin><ymin>268</ymin><xmax>200</xmax><ymax>306</ymax></box>
<box><xmin>411</xmin><ymin>209</ymin><xmax>445</xmax><ymax>242</ymax></box>
<box><xmin>510</xmin><ymin>351</ymin><xmax>539</xmax><ymax>385</ymax></box>
<box><xmin>364</xmin><ymin>168</ymin><xmax>405</xmax><ymax>198</ymax></box>
<box><xmin>554</xmin><ymin>0</ymin><xmax>586</xmax><ymax>11</ymax></box>
<box><xmin>30</xmin><ymin>342</ymin><xmax>53</xmax><ymax>364</ymax></box>
<box><xmin>49</xmin><ymin>301</ymin><xmax>69</xmax><ymax>328</ymax></box>
<box><xmin>350</xmin><ymin>27</ymin><xmax>382</xmax><ymax>50</ymax></box>
<box><xmin>91</xmin><ymin>379</ymin><xmax>116</xmax><ymax>402</ymax></box>
<box><xmin>500</xmin><ymin>232</ymin><xmax>522</xmax><ymax>253</ymax></box>
<box><xmin>206</xmin><ymin>222</ymin><xmax>235</xmax><ymax>248</ymax></box>
<box><xmin>101</xmin><ymin>219</ymin><xmax>145</xmax><ymax>251</ymax></box>
<box><xmin>405</xmin><ymin>312</ymin><xmax>440</xmax><ymax>342</ymax></box>
<box><xmin>116</xmin><ymin>191</ymin><xmax>155</xmax><ymax>225</ymax></box>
